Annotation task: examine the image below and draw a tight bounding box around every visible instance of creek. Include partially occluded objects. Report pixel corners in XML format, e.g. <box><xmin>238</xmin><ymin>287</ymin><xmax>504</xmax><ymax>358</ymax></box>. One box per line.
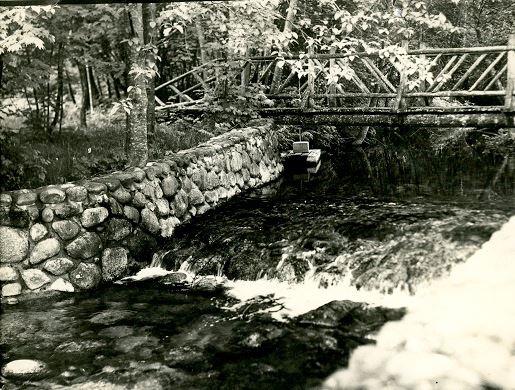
<box><xmin>2</xmin><ymin>146</ymin><xmax>514</xmax><ymax>389</ymax></box>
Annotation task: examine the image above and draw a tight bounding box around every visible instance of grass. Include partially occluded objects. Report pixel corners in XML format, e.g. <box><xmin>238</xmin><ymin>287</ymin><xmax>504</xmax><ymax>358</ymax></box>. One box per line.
<box><xmin>0</xmin><ymin>111</ymin><xmax>215</xmax><ymax>191</ymax></box>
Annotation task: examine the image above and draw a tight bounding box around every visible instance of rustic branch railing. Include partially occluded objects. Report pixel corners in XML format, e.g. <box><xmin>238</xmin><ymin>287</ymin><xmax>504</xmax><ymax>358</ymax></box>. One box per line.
<box><xmin>156</xmin><ymin>34</ymin><xmax>515</xmax><ymax>127</ymax></box>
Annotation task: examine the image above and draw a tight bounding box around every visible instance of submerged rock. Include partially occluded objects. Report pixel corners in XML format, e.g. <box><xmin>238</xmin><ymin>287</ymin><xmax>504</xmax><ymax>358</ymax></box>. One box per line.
<box><xmin>2</xmin><ymin>359</ymin><xmax>48</xmax><ymax>379</ymax></box>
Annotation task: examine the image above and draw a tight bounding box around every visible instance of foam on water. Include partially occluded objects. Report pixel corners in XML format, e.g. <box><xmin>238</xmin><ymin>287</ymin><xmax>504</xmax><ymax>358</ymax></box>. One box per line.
<box><xmin>322</xmin><ymin>215</ymin><xmax>515</xmax><ymax>389</ymax></box>
<box><xmin>225</xmin><ymin>271</ymin><xmax>415</xmax><ymax>321</ymax></box>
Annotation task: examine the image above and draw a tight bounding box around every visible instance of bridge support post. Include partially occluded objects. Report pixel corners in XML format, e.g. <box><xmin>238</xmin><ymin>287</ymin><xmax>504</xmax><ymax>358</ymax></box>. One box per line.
<box><xmin>505</xmin><ymin>33</ymin><xmax>515</xmax><ymax>112</ymax></box>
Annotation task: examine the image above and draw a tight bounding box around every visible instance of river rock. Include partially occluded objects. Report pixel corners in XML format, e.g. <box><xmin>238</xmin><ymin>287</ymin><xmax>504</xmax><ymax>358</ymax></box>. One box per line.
<box><xmin>205</xmin><ymin>171</ymin><xmax>220</xmax><ymax>190</ymax></box>
<box><xmin>54</xmin><ymin>201</ymin><xmax>82</xmax><ymax>218</ymax></box>
<box><xmin>30</xmin><ymin>238</ymin><xmax>61</xmax><ymax>264</ymax></box>
<box><xmin>230</xmin><ymin>151</ymin><xmax>243</xmax><ymax>171</ymax></box>
<box><xmin>69</xmin><ymin>263</ymin><xmax>101</xmax><ymax>290</ymax></box>
<box><xmin>181</xmin><ymin>177</ymin><xmax>193</xmax><ymax>193</ymax></box>
<box><xmin>21</xmin><ymin>269</ymin><xmax>51</xmax><ymax>290</ymax></box>
<box><xmin>173</xmin><ymin>193</ymin><xmax>188</xmax><ymax>217</ymax></box>
<box><xmin>98</xmin><ymin>325</ymin><xmax>135</xmax><ymax>339</ymax></box>
<box><xmin>49</xmin><ymin>278</ymin><xmax>75</xmax><ymax>292</ymax></box>
<box><xmin>41</xmin><ymin>207</ymin><xmax>54</xmax><ymax>222</ymax></box>
<box><xmin>0</xmin><ymin>227</ymin><xmax>29</xmax><ymax>263</ymax></box>
<box><xmin>132</xmin><ymin>191</ymin><xmax>147</xmax><ymax>208</ymax></box>
<box><xmin>162</xmin><ymin>176</ymin><xmax>179</xmax><ymax>197</ymax></box>
<box><xmin>29</xmin><ymin>223</ymin><xmax>48</xmax><ymax>242</ymax></box>
<box><xmin>155</xmin><ymin>198</ymin><xmax>170</xmax><ymax>217</ymax></box>
<box><xmin>66</xmin><ymin>232</ymin><xmax>103</xmax><ymax>259</ymax></box>
<box><xmin>111</xmin><ymin>187</ymin><xmax>132</xmax><ymax>204</ymax></box>
<box><xmin>101</xmin><ymin>247</ymin><xmax>129</xmax><ymax>281</ymax></box>
<box><xmin>81</xmin><ymin>207</ymin><xmax>109</xmax><ymax>227</ymax></box>
<box><xmin>204</xmin><ymin>190</ymin><xmax>219</xmax><ymax>204</ymax></box>
<box><xmin>259</xmin><ymin>161</ymin><xmax>271</xmax><ymax>182</ymax></box>
<box><xmin>44</xmin><ymin>257</ymin><xmax>75</xmax><ymax>275</ymax></box>
<box><xmin>189</xmin><ymin>187</ymin><xmax>205</xmax><ymax>205</ymax></box>
<box><xmin>106</xmin><ymin>218</ymin><xmax>132</xmax><ymax>241</ymax></box>
<box><xmin>123</xmin><ymin>206</ymin><xmax>140</xmax><ymax>223</ymax></box>
<box><xmin>0</xmin><ymin>193</ymin><xmax>12</xmax><ymax>207</ymax></box>
<box><xmin>52</xmin><ymin>220</ymin><xmax>81</xmax><ymax>240</ymax></box>
<box><xmin>66</xmin><ymin>186</ymin><xmax>88</xmax><ymax>202</ymax></box>
<box><xmin>2</xmin><ymin>359</ymin><xmax>48</xmax><ymax>379</ymax></box>
<box><xmin>114</xmin><ymin>335</ymin><xmax>159</xmax><ymax>353</ymax></box>
<box><xmin>15</xmin><ymin>190</ymin><xmax>37</xmax><ymax>206</ymax></box>
<box><xmin>0</xmin><ymin>266</ymin><xmax>18</xmax><ymax>281</ymax></box>
<box><xmin>2</xmin><ymin>283</ymin><xmax>22</xmax><ymax>297</ymax></box>
<box><xmin>141</xmin><ymin>208</ymin><xmax>160</xmax><ymax>234</ymax></box>
<box><xmin>40</xmin><ymin>187</ymin><xmax>66</xmax><ymax>204</ymax></box>
<box><xmin>192</xmin><ymin>168</ymin><xmax>207</xmax><ymax>190</ymax></box>
<box><xmin>159</xmin><ymin>217</ymin><xmax>180</xmax><ymax>238</ymax></box>
<box><xmin>90</xmin><ymin>309</ymin><xmax>133</xmax><ymax>325</ymax></box>
<box><xmin>85</xmin><ymin>182</ymin><xmax>107</xmax><ymax>194</ymax></box>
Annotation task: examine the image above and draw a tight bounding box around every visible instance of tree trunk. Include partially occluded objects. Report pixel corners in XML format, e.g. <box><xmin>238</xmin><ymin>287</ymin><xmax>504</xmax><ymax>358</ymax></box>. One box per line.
<box><xmin>51</xmin><ymin>43</ymin><xmax>64</xmax><ymax>133</ymax></box>
<box><xmin>143</xmin><ymin>3</ymin><xmax>157</xmax><ymax>139</ymax></box>
<box><xmin>0</xmin><ymin>55</ymin><xmax>3</xmax><ymax>90</ymax></box>
<box><xmin>125</xmin><ymin>4</ymin><xmax>148</xmax><ymax>167</ymax></box>
<box><xmin>66</xmin><ymin>69</ymin><xmax>76</xmax><ymax>105</ymax></box>
<box><xmin>77</xmin><ymin>62</ymin><xmax>88</xmax><ymax>128</ymax></box>
<box><xmin>270</xmin><ymin>0</ymin><xmax>298</xmax><ymax>93</ymax></box>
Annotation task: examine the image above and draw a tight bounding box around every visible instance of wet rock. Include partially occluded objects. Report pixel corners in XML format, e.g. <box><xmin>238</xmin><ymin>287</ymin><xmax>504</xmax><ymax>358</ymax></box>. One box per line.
<box><xmin>102</xmin><ymin>247</ymin><xmax>129</xmax><ymax>281</ymax></box>
<box><xmin>69</xmin><ymin>263</ymin><xmax>101</xmax><ymax>290</ymax></box>
<box><xmin>81</xmin><ymin>207</ymin><xmax>109</xmax><ymax>228</ymax></box>
<box><xmin>54</xmin><ymin>201</ymin><xmax>83</xmax><ymax>218</ymax></box>
<box><xmin>44</xmin><ymin>257</ymin><xmax>75</xmax><ymax>275</ymax></box>
<box><xmin>204</xmin><ymin>190</ymin><xmax>219</xmax><ymax>204</ymax></box>
<box><xmin>55</xmin><ymin>340</ymin><xmax>106</xmax><ymax>353</ymax></box>
<box><xmin>21</xmin><ymin>269</ymin><xmax>51</xmax><ymax>290</ymax></box>
<box><xmin>259</xmin><ymin>161</ymin><xmax>271</xmax><ymax>182</ymax></box>
<box><xmin>123</xmin><ymin>205</ymin><xmax>140</xmax><ymax>223</ymax></box>
<box><xmin>114</xmin><ymin>335</ymin><xmax>159</xmax><ymax>353</ymax></box>
<box><xmin>98</xmin><ymin>325</ymin><xmax>135</xmax><ymax>339</ymax></box>
<box><xmin>66</xmin><ymin>232</ymin><xmax>103</xmax><ymax>259</ymax></box>
<box><xmin>111</xmin><ymin>187</ymin><xmax>132</xmax><ymax>204</ymax></box>
<box><xmin>15</xmin><ymin>190</ymin><xmax>37</xmax><ymax>206</ymax></box>
<box><xmin>217</xmin><ymin>187</ymin><xmax>228</xmax><ymax>200</ymax></box>
<box><xmin>66</xmin><ymin>186</ymin><xmax>88</xmax><ymax>202</ymax></box>
<box><xmin>30</xmin><ymin>238</ymin><xmax>61</xmax><ymax>265</ymax></box>
<box><xmin>52</xmin><ymin>220</ymin><xmax>81</xmax><ymax>241</ymax></box>
<box><xmin>0</xmin><ymin>266</ymin><xmax>18</xmax><ymax>281</ymax></box>
<box><xmin>40</xmin><ymin>187</ymin><xmax>66</xmax><ymax>204</ymax></box>
<box><xmin>2</xmin><ymin>282</ymin><xmax>22</xmax><ymax>297</ymax></box>
<box><xmin>141</xmin><ymin>208</ymin><xmax>160</xmax><ymax>234</ymax></box>
<box><xmin>1</xmin><ymin>359</ymin><xmax>48</xmax><ymax>379</ymax></box>
<box><xmin>0</xmin><ymin>227</ymin><xmax>29</xmax><ymax>263</ymax></box>
<box><xmin>162</xmin><ymin>176</ymin><xmax>179</xmax><ymax>197</ymax></box>
<box><xmin>189</xmin><ymin>187</ymin><xmax>205</xmax><ymax>205</ymax></box>
<box><xmin>49</xmin><ymin>278</ymin><xmax>75</xmax><ymax>292</ymax></box>
<box><xmin>29</xmin><ymin>223</ymin><xmax>48</xmax><ymax>242</ymax></box>
<box><xmin>41</xmin><ymin>207</ymin><xmax>54</xmax><ymax>222</ymax></box>
<box><xmin>90</xmin><ymin>309</ymin><xmax>133</xmax><ymax>325</ymax></box>
<box><xmin>106</xmin><ymin>218</ymin><xmax>132</xmax><ymax>241</ymax></box>
<box><xmin>197</xmin><ymin>203</ymin><xmax>211</xmax><ymax>215</ymax></box>
<box><xmin>125</xmin><ymin>229</ymin><xmax>157</xmax><ymax>260</ymax></box>
<box><xmin>155</xmin><ymin>198</ymin><xmax>170</xmax><ymax>217</ymax></box>
<box><xmin>160</xmin><ymin>272</ymin><xmax>188</xmax><ymax>285</ymax></box>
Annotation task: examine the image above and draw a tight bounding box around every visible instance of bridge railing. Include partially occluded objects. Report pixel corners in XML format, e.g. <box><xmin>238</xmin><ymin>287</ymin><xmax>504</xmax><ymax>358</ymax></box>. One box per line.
<box><xmin>156</xmin><ymin>34</ymin><xmax>515</xmax><ymax>114</ymax></box>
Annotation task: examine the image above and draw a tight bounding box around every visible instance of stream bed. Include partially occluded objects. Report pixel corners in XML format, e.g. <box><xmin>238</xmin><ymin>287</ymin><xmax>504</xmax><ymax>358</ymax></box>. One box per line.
<box><xmin>2</xmin><ymin>146</ymin><xmax>515</xmax><ymax>389</ymax></box>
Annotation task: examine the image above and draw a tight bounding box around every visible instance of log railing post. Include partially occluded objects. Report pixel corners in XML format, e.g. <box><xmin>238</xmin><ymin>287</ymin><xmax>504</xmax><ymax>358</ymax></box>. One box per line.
<box><xmin>306</xmin><ymin>45</ymin><xmax>315</xmax><ymax>108</ymax></box>
<box><xmin>329</xmin><ymin>46</ymin><xmax>337</xmax><ymax>107</ymax></box>
<box><xmin>505</xmin><ymin>33</ymin><xmax>515</xmax><ymax>112</ymax></box>
<box><xmin>240</xmin><ymin>46</ymin><xmax>251</xmax><ymax>96</ymax></box>
<box><xmin>394</xmin><ymin>40</ymin><xmax>409</xmax><ymax>111</ymax></box>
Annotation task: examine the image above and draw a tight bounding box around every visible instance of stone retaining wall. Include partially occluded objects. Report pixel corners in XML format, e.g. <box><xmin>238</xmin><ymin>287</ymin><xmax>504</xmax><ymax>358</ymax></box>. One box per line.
<box><xmin>0</xmin><ymin>121</ymin><xmax>283</xmax><ymax>298</ymax></box>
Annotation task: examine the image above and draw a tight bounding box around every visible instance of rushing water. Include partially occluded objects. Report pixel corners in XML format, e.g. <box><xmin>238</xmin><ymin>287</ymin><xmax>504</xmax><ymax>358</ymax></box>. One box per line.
<box><xmin>2</xmin><ymin>146</ymin><xmax>515</xmax><ymax>389</ymax></box>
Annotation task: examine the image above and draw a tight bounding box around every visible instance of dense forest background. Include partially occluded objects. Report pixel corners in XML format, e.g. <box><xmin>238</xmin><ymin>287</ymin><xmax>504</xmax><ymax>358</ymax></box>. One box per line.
<box><xmin>0</xmin><ymin>0</ymin><xmax>513</xmax><ymax>190</ymax></box>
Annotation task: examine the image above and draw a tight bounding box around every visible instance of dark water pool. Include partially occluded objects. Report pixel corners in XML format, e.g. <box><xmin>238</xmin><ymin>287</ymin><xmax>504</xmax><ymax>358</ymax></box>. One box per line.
<box><xmin>2</xmin><ymin>146</ymin><xmax>515</xmax><ymax>389</ymax></box>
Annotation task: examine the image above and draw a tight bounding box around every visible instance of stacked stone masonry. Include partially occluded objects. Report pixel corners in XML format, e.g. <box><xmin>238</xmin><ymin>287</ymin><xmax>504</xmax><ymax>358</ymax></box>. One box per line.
<box><xmin>0</xmin><ymin>122</ymin><xmax>283</xmax><ymax>298</ymax></box>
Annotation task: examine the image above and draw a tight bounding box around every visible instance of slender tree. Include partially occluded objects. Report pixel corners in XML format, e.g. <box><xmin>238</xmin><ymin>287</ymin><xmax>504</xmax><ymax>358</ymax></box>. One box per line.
<box><xmin>125</xmin><ymin>4</ymin><xmax>148</xmax><ymax>168</ymax></box>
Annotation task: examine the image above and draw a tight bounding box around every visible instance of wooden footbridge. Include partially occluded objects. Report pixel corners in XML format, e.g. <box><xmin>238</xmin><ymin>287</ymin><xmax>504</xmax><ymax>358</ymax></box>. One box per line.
<box><xmin>157</xmin><ymin>34</ymin><xmax>515</xmax><ymax>128</ymax></box>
